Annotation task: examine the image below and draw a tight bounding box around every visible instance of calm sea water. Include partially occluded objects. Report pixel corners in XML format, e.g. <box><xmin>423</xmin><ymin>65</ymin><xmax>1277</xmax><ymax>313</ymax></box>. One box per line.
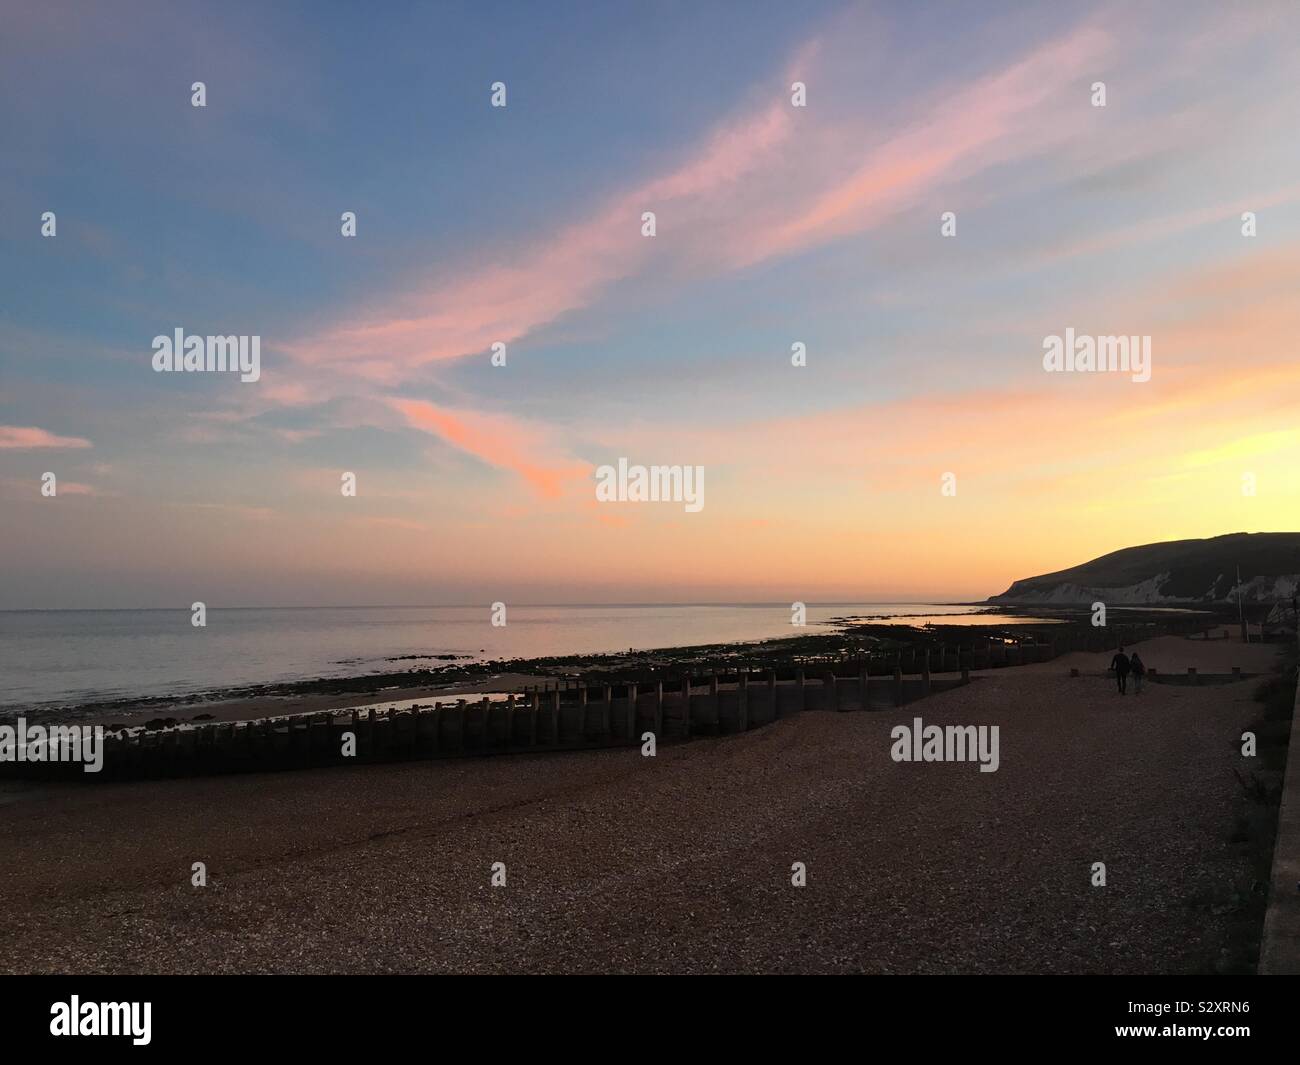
<box><xmin>0</xmin><ymin>603</ymin><xmax>1046</xmax><ymax>711</ymax></box>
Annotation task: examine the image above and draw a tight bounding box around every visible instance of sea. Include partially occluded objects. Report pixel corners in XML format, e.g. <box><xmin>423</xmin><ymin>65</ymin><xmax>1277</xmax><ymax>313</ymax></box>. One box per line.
<box><xmin>0</xmin><ymin>603</ymin><xmax>1056</xmax><ymax>712</ymax></box>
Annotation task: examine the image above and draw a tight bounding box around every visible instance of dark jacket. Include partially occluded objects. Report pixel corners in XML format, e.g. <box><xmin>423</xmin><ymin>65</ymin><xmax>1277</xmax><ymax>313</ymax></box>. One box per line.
<box><xmin>1129</xmin><ymin>655</ymin><xmax>1146</xmax><ymax>675</ymax></box>
<box><xmin>1110</xmin><ymin>653</ymin><xmax>1130</xmax><ymax>674</ymax></box>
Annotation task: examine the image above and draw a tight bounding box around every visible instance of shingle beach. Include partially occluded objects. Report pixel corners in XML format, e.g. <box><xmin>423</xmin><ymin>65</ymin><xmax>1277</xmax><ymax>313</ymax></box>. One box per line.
<box><xmin>0</xmin><ymin>636</ymin><xmax>1279</xmax><ymax>974</ymax></box>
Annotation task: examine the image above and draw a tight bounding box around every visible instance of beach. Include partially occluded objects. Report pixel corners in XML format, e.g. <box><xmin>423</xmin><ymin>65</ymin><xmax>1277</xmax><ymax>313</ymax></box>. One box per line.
<box><xmin>0</xmin><ymin>633</ymin><xmax>1282</xmax><ymax>974</ymax></box>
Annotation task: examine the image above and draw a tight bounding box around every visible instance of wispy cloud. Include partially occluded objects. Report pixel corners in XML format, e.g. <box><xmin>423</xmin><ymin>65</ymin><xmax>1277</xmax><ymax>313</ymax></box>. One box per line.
<box><xmin>280</xmin><ymin>22</ymin><xmax>1113</xmax><ymax>387</ymax></box>
<box><xmin>388</xmin><ymin>398</ymin><xmax>590</xmax><ymax>499</ymax></box>
<box><xmin>0</xmin><ymin>426</ymin><xmax>92</xmax><ymax>449</ymax></box>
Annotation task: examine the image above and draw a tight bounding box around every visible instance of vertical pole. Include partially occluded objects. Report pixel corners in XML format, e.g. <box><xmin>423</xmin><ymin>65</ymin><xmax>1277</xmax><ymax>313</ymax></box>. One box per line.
<box><xmin>626</xmin><ymin>683</ymin><xmax>638</xmax><ymax>742</ymax></box>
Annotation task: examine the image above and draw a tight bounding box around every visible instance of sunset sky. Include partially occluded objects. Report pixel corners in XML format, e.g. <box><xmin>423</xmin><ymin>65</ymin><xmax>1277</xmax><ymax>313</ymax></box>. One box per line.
<box><xmin>2</xmin><ymin>0</ymin><xmax>1298</xmax><ymax>608</ymax></box>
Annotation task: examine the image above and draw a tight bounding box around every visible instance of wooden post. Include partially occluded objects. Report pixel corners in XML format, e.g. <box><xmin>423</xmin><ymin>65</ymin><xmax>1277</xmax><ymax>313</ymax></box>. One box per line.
<box><xmin>738</xmin><ymin>672</ymin><xmax>749</xmax><ymax>731</ymax></box>
<box><xmin>893</xmin><ymin>657</ymin><xmax>904</xmax><ymax>706</ymax></box>
<box><xmin>796</xmin><ymin>668</ymin><xmax>806</xmax><ymax>711</ymax></box>
<box><xmin>858</xmin><ymin>665</ymin><xmax>868</xmax><ymax>711</ymax></box>
<box><xmin>434</xmin><ymin>702</ymin><xmax>449</xmax><ymax>754</ymax></box>
<box><xmin>682</xmin><ymin>676</ymin><xmax>692</xmax><ymax>737</ymax></box>
<box><xmin>922</xmin><ymin>650</ymin><xmax>932</xmax><ymax>695</ymax></box>
<box><xmin>653</xmin><ymin>681</ymin><xmax>664</xmax><ymax>739</ymax></box>
<box><xmin>768</xmin><ymin>669</ymin><xmax>779</xmax><ymax>720</ymax></box>
<box><xmin>506</xmin><ymin>694</ymin><xmax>516</xmax><ymax>748</ymax></box>
<box><xmin>579</xmin><ymin>684</ymin><xmax>589</xmax><ymax>741</ymax></box>
<box><xmin>416</xmin><ymin>707</ymin><xmax>428</xmax><ymax>758</ymax></box>
<box><xmin>456</xmin><ymin>699</ymin><xmax>468</xmax><ymax>752</ymax></box>
<box><xmin>529</xmin><ymin>690</ymin><xmax>540</xmax><ymax>745</ymax></box>
<box><xmin>602</xmin><ymin>685</ymin><xmax>612</xmax><ymax>741</ymax></box>
<box><xmin>405</xmin><ymin>709</ymin><xmax>418</xmax><ymax>757</ymax></box>
<box><xmin>550</xmin><ymin>687</ymin><xmax>561</xmax><ymax>745</ymax></box>
<box><xmin>825</xmin><ymin>671</ymin><xmax>839</xmax><ymax>711</ymax></box>
<box><xmin>626</xmin><ymin>683</ymin><xmax>638</xmax><ymax>742</ymax></box>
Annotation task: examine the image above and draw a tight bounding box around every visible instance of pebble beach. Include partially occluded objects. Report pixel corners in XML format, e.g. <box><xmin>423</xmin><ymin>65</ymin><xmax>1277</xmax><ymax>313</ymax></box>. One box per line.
<box><xmin>0</xmin><ymin>635</ymin><xmax>1280</xmax><ymax>974</ymax></box>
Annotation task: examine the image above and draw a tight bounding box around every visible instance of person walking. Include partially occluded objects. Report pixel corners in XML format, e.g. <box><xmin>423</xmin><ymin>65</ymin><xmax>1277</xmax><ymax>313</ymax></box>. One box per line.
<box><xmin>1129</xmin><ymin>651</ymin><xmax>1146</xmax><ymax>694</ymax></box>
<box><xmin>1110</xmin><ymin>646</ymin><xmax>1130</xmax><ymax>694</ymax></box>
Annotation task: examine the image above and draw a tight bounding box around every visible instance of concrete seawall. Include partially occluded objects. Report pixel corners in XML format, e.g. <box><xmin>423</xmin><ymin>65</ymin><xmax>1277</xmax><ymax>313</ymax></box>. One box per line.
<box><xmin>1260</xmin><ymin>631</ymin><xmax>1300</xmax><ymax>974</ymax></box>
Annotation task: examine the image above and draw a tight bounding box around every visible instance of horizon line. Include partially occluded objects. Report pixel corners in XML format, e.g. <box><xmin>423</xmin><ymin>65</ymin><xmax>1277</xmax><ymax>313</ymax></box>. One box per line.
<box><xmin>0</xmin><ymin>599</ymin><xmax>982</xmax><ymax>613</ymax></box>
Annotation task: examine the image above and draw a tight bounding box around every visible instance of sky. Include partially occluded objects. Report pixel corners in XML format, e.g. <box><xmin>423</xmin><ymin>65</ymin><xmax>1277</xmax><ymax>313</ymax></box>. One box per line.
<box><xmin>2</xmin><ymin>0</ymin><xmax>1298</xmax><ymax>609</ymax></box>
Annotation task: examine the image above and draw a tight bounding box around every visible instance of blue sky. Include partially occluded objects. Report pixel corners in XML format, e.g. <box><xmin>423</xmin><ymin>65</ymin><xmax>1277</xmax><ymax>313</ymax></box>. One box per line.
<box><xmin>3</xmin><ymin>1</ymin><xmax>1299</xmax><ymax>607</ymax></box>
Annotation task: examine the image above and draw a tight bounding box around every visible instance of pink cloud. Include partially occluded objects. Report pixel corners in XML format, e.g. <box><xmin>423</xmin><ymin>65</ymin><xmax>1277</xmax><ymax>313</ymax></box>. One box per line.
<box><xmin>280</xmin><ymin>21</ymin><xmax>1114</xmax><ymax>391</ymax></box>
<box><xmin>734</xmin><ymin>25</ymin><xmax>1110</xmax><ymax>265</ymax></box>
<box><xmin>389</xmin><ymin>398</ymin><xmax>590</xmax><ymax>499</ymax></box>
<box><xmin>0</xmin><ymin>426</ymin><xmax>92</xmax><ymax>449</ymax></box>
<box><xmin>280</xmin><ymin>100</ymin><xmax>795</xmax><ymax>383</ymax></box>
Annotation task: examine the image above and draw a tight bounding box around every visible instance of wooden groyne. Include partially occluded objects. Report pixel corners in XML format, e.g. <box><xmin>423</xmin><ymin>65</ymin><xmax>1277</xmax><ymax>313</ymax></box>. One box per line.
<box><xmin>10</xmin><ymin>661</ymin><xmax>974</xmax><ymax>782</ymax></box>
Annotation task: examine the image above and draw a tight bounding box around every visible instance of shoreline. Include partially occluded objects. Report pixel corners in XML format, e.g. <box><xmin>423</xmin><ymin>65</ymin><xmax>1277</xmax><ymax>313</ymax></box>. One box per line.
<box><xmin>6</xmin><ymin>604</ymin><xmax>1229</xmax><ymax>730</ymax></box>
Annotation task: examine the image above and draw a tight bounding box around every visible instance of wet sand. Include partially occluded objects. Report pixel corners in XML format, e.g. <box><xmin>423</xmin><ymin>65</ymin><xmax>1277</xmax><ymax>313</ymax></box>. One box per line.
<box><xmin>0</xmin><ymin>634</ymin><xmax>1280</xmax><ymax>974</ymax></box>
<box><xmin>80</xmin><ymin>672</ymin><xmax>555</xmax><ymax>728</ymax></box>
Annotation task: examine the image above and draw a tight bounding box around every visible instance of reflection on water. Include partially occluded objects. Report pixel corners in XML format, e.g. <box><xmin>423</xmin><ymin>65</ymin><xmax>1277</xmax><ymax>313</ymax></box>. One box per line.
<box><xmin>1</xmin><ymin>602</ymin><xmax>1067</xmax><ymax>710</ymax></box>
<box><xmin>838</xmin><ymin>611</ymin><xmax>1067</xmax><ymax>627</ymax></box>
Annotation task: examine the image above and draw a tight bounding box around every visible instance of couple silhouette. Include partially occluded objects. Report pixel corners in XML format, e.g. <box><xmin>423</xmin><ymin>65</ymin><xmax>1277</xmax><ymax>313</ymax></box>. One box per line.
<box><xmin>1109</xmin><ymin>647</ymin><xmax>1147</xmax><ymax>694</ymax></box>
